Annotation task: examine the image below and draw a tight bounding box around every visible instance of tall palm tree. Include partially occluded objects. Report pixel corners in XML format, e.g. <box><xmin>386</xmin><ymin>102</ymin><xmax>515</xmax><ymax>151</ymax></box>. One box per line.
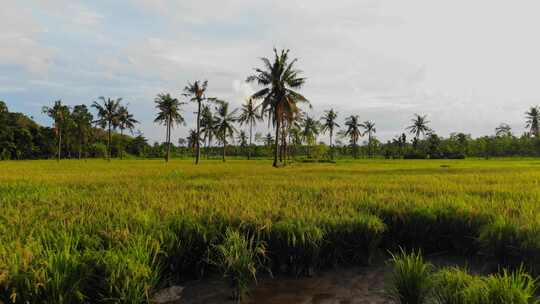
<box><xmin>214</xmin><ymin>101</ymin><xmax>238</xmax><ymax>162</ymax></box>
<box><xmin>247</xmin><ymin>48</ymin><xmax>309</xmax><ymax>167</ymax></box>
<box><xmin>201</xmin><ymin>105</ymin><xmax>218</xmax><ymax>159</ymax></box>
<box><xmin>525</xmin><ymin>106</ymin><xmax>540</xmax><ymax>138</ymax></box>
<box><xmin>42</xmin><ymin>100</ymin><xmax>70</xmax><ymax>162</ymax></box>
<box><xmin>406</xmin><ymin>114</ymin><xmax>431</xmax><ymax>142</ymax></box>
<box><xmin>362</xmin><ymin>120</ymin><xmax>376</xmax><ymax>158</ymax></box>
<box><xmin>154</xmin><ymin>93</ymin><xmax>185</xmax><ymax>162</ymax></box>
<box><xmin>183</xmin><ymin>80</ymin><xmax>209</xmax><ymax>164</ymax></box>
<box><xmin>71</xmin><ymin>104</ymin><xmax>93</xmax><ymax>160</ymax></box>
<box><xmin>300</xmin><ymin>115</ymin><xmax>320</xmax><ymax>158</ymax></box>
<box><xmin>238</xmin><ymin>97</ymin><xmax>263</xmax><ymax>160</ymax></box>
<box><xmin>320</xmin><ymin>109</ymin><xmax>339</xmax><ymax>159</ymax></box>
<box><xmin>495</xmin><ymin>123</ymin><xmax>512</xmax><ymax>137</ymax></box>
<box><xmin>344</xmin><ymin>115</ymin><xmax>363</xmax><ymax>158</ymax></box>
<box><xmin>117</xmin><ymin>106</ymin><xmax>139</xmax><ymax>159</ymax></box>
<box><xmin>92</xmin><ymin>97</ymin><xmax>121</xmax><ymax>161</ymax></box>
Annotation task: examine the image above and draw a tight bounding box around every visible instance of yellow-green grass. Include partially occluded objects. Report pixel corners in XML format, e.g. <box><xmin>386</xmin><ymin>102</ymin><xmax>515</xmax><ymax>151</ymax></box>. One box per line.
<box><xmin>1</xmin><ymin>159</ymin><xmax>540</xmax><ymax>303</ymax></box>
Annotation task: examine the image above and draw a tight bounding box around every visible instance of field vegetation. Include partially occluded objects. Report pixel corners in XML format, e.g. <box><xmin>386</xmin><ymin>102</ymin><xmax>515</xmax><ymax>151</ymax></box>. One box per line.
<box><xmin>2</xmin><ymin>159</ymin><xmax>540</xmax><ymax>302</ymax></box>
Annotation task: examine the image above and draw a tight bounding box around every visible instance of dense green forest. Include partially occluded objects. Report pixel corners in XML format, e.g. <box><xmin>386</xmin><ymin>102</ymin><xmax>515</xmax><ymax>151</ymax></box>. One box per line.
<box><xmin>2</xmin><ymin>99</ymin><xmax>540</xmax><ymax>161</ymax></box>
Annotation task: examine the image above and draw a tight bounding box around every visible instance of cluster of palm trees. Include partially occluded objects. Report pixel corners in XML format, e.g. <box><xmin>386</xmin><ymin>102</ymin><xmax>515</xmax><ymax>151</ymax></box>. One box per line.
<box><xmin>42</xmin><ymin>97</ymin><xmax>138</xmax><ymax>161</ymax></box>
<box><xmin>41</xmin><ymin>48</ymin><xmax>540</xmax><ymax>165</ymax></box>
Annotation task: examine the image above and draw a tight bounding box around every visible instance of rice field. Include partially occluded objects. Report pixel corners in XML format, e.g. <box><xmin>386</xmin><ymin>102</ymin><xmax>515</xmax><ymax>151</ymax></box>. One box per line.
<box><xmin>1</xmin><ymin>159</ymin><xmax>540</xmax><ymax>303</ymax></box>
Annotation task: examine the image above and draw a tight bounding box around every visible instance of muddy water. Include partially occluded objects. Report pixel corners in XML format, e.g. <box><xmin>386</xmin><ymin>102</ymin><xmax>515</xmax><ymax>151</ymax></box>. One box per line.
<box><xmin>181</xmin><ymin>265</ymin><xmax>395</xmax><ymax>304</ymax></box>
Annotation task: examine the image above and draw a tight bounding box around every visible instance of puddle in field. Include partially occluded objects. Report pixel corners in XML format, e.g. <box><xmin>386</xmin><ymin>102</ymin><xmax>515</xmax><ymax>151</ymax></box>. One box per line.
<box><xmin>180</xmin><ymin>265</ymin><xmax>394</xmax><ymax>304</ymax></box>
<box><xmin>179</xmin><ymin>255</ymin><xmax>486</xmax><ymax>304</ymax></box>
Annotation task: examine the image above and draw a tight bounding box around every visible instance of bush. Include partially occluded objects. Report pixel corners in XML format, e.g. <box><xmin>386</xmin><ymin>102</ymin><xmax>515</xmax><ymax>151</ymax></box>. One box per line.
<box><xmin>319</xmin><ymin>214</ymin><xmax>386</xmax><ymax>266</ymax></box>
<box><xmin>432</xmin><ymin>267</ymin><xmax>476</xmax><ymax>304</ymax></box>
<box><xmin>213</xmin><ymin>229</ymin><xmax>267</xmax><ymax>302</ymax></box>
<box><xmin>388</xmin><ymin>248</ymin><xmax>432</xmax><ymax>304</ymax></box>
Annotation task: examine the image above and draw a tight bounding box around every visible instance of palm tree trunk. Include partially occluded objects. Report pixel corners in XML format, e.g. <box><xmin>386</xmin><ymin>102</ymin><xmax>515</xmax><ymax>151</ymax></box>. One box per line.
<box><xmin>223</xmin><ymin>139</ymin><xmax>226</xmax><ymax>162</ymax></box>
<box><xmin>195</xmin><ymin>100</ymin><xmax>201</xmax><ymax>164</ymax></box>
<box><xmin>120</xmin><ymin>129</ymin><xmax>124</xmax><ymax>160</ymax></box>
<box><xmin>107</xmin><ymin>122</ymin><xmax>112</xmax><ymax>162</ymax></box>
<box><xmin>57</xmin><ymin>128</ymin><xmax>61</xmax><ymax>162</ymax></box>
<box><xmin>273</xmin><ymin>111</ymin><xmax>280</xmax><ymax>167</ymax></box>
<box><xmin>248</xmin><ymin>121</ymin><xmax>253</xmax><ymax>160</ymax></box>
<box><xmin>166</xmin><ymin>118</ymin><xmax>171</xmax><ymax>162</ymax></box>
<box><xmin>330</xmin><ymin>129</ymin><xmax>333</xmax><ymax>160</ymax></box>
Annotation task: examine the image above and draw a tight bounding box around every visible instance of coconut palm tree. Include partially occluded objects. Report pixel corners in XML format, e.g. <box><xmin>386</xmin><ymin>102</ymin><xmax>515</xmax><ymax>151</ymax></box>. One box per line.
<box><xmin>92</xmin><ymin>97</ymin><xmax>121</xmax><ymax>161</ymax></box>
<box><xmin>71</xmin><ymin>104</ymin><xmax>93</xmax><ymax>160</ymax></box>
<box><xmin>183</xmin><ymin>80</ymin><xmax>209</xmax><ymax>164</ymax></box>
<box><xmin>117</xmin><ymin>106</ymin><xmax>139</xmax><ymax>159</ymax></box>
<box><xmin>201</xmin><ymin>105</ymin><xmax>218</xmax><ymax>159</ymax></box>
<box><xmin>406</xmin><ymin>114</ymin><xmax>431</xmax><ymax>143</ymax></box>
<box><xmin>238</xmin><ymin>98</ymin><xmax>263</xmax><ymax>160</ymax></box>
<box><xmin>320</xmin><ymin>109</ymin><xmax>339</xmax><ymax>159</ymax></box>
<box><xmin>362</xmin><ymin>120</ymin><xmax>376</xmax><ymax>158</ymax></box>
<box><xmin>247</xmin><ymin>48</ymin><xmax>309</xmax><ymax>167</ymax></box>
<box><xmin>42</xmin><ymin>100</ymin><xmax>70</xmax><ymax>162</ymax></box>
<box><xmin>344</xmin><ymin>115</ymin><xmax>363</xmax><ymax>158</ymax></box>
<box><xmin>154</xmin><ymin>93</ymin><xmax>186</xmax><ymax>162</ymax></box>
<box><xmin>525</xmin><ymin>106</ymin><xmax>540</xmax><ymax>138</ymax></box>
<box><xmin>300</xmin><ymin>115</ymin><xmax>320</xmax><ymax>158</ymax></box>
<box><xmin>214</xmin><ymin>101</ymin><xmax>238</xmax><ymax>162</ymax></box>
<box><xmin>495</xmin><ymin>123</ymin><xmax>512</xmax><ymax>137</ymax></box>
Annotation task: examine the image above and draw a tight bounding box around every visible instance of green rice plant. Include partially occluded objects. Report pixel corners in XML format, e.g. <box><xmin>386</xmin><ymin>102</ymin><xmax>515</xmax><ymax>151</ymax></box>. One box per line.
<box><xmin>388</xmin><ymin>248</ymin><xmax>433</xmax><ymax>304</ymax></box>
<box><xmin>97</xmin><ymin>235</ymin><xmax>161</xmax><ymax>304</ymax></box>
<box><xmin>160</xmin><ymin>216</ymin><xmax>222</xmax><ymax>281</ymax></box>
<box><xmin>319</xmin><ymin>214</ymin><xmax>386</xmax><ymax>266</ymax></box>
<box><xmin>432</xmin><ymin>267</ymin><xmax>476</xmax><ymax>304</ymax></box>
<box><xmin>482</xmin><ymin>267</ymin><xmax>538</xmax><ymax>304</ymax></box>
<box><xmin>479</xmin><ymin>217</ymin><xmax>540</xmax><ymax>271</ymax></box>
<box><xmin>35</xmin><ymin>232</ymin><xmax>90</xmax><ymax>304</ymax></box>
<box><xmin>266</xmin><ymin>219</ymin><xmax>324</xmax><ymax>276</ymax></box>
<box><xmin>212</xmin><ymin>229</ymin><xmax>267</xmax><ymax>302</ymax></box>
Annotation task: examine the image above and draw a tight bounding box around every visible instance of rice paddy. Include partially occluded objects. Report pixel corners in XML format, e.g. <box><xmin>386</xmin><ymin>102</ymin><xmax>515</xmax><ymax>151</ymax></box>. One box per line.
<box><xmin>1</xmin><ymin>159</ymin><xmax>540</xmax><ymax>303</ymax></box>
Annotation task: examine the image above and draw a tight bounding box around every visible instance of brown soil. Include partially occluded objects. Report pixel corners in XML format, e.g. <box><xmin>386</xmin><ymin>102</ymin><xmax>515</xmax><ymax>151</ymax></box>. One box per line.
<box><xmin>181</xmin><ymin>265</ymin><xmax>395</xmax><ymax>304</ymax></box>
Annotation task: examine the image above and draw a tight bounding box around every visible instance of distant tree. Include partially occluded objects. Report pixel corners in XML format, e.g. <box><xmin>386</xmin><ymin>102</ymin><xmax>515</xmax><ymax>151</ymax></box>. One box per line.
<box><xmin>201</xmin><ymin>105</ymin><xmax>218</xmax><ymax>159</ymax></box>
<box><xmin>247</xmin><ymin>48</ymin><xmax>309</xmax><ymax>167</ymax></box>
<box><xmin>71</xmin><ymin>104</ymin><xmax>93</xmax><ymax>160</ymax></box>
<box><xmin>407</xmin><ymin>114</ymin><xmax>431</xmax><ymax>146</ymax></box>
<box><xmin>187</xmin><ymin>129</ymin><xmax>199</xmax><ymax>155</ymax></box>
<box><xmin>362</xmin><ymin>120</ymin><xmax>376</xmax><ymax>158</ymax></box>
<box><xmin>154</xmin><ymin>93</ymin><xmax>185</xmax><ymax>162</ymax></box>
<box><xmin>525</xmin><ymin>106</ymin><xmax>540</xmax><ymax>138</ymax></box>
<box><xmin>42</xmin><ymin>100</ymin><xmax>70</xmax><ymax>162</ymax></box>
<box><xmin>320</xmin><ymin>109</ymin><xmax>339</xmax><ymax>159</ymax></box>
<box><xmin>92</xmin><ymin>97</ymin><xmax>121</xmax><ymax>161</ymax></box>
<box><xmin>238</xmin><ymin>97</ymin><xmax>263</xmax><ymax>160</ymax></box>
<box><xmin>300</xmin><ymin>115</ymin><xmax>320</xmax><ymax>158</ymax></box>
<box><xmin>343</xmin><ymin>115</ymin><xmax>363</xmax><ymax>158</ymax></box>
<box><xmin>183</xmin><ymin>80</ymin><xmax>209</xmax><ymax>164</ymax></box>
<box><xmin>237</xmin><ymin>130</ymin><xmax>248</xmax><ymax>157</ymax></box>
<box><xmin>495</xmin><ymin>123</ymin><xmax>512</xmax><ymax>137</ymax></box>
<box><xmin>117</xmin><ymin>105</ymin><xmax>138</xmax><ymax>159</ymax></box>
<box><xmin>214</xmin><ymin>101</ymin><xmax>238</xmax><ymax>162</ymax></box>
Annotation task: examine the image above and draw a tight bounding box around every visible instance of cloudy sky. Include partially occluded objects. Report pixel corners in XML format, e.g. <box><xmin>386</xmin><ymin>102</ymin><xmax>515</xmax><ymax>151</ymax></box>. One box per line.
<box><xmin>2</xmin><ymin>0</ymin><xmax>540</xmax><ymax>143</ymax></box>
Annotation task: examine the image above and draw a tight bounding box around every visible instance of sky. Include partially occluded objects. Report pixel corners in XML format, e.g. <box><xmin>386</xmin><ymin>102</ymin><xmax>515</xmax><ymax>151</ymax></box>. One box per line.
<box><xmin>2</xmin><ymin>0</ymin><xmax>540</xmax><ymax>143</ymax></box>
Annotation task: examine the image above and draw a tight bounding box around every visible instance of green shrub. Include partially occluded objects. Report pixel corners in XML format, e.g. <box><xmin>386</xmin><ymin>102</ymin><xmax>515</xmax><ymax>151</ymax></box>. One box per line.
<box><xmin>213</xmin><ymin>229</ymin><xmax>267</xmax><ymax>302</ymax></box>
<box><xmin>388</xmin><ymin>248</ymin><xmax>433</xmax><ymax>304</ymax></box>
<box><xmin>98</xmin><ymin>235</ymin><xmax>161</xmax><ymax>304</ymax></box>
<box><xmin>432</xmin><ymin>267</ymin><xmax>476</xmax><ymax>304</ymax></box>
<box><xmin>266</xmin><ymin>220</ymin><xmax>324</xmax><ymax>276</ymax></box>
<box><xmin>319</xmin><ymin>214</ymin><xmax>386</xmax><ymax>266</ymax></box>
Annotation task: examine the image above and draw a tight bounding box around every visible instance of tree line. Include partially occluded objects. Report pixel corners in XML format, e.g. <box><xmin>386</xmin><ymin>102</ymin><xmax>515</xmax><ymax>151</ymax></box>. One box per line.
<box><xmin>2</xmin><ymin>48</ymin><xmax>540</xmax><ymax>163</ymax></box>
